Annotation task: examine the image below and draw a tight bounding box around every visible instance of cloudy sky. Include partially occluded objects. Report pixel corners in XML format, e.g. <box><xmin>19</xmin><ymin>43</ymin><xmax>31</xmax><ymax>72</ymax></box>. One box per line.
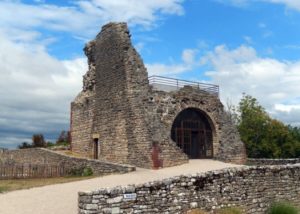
<box><xmin>1</xmin><ymin>0</ymin><xmax>300</xmax><ymax>149</ymax></box>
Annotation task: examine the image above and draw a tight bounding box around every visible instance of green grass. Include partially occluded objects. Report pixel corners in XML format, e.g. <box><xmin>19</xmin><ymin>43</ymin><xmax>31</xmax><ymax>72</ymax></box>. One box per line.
<box><xmin>0</xmin><ymin>186</ymin><xmax>8</xmax><ymax>193</ymax></box>
<box><xmin>267</xmin><ymin>202</ymin><xmax>299</xmax><ymax>214</ymax></box>
<box><xmin>187</xmin><ymin>207</ymin><xmax>243</xmax><ymax>214</ymax></box>
<box><xmin>0</xmin><ymin>176</ymin><xmax>95</xmax><ymax>193</ymax></box>
<box><xmin>216</xmin><ymin>207</ymin><xmax>243</xmax><ymax>214</ymax></box>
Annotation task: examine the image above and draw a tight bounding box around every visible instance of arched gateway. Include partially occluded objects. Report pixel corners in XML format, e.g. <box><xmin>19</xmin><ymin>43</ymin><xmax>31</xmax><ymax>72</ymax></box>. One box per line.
<box><xmin>171</xmin><ymin>108</ymin><xmax>213</xmax><ymax>159</ymax></box>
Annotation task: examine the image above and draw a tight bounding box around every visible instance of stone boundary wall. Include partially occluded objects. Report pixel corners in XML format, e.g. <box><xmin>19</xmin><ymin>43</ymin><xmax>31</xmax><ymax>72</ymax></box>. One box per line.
<box><xmin>0</xmin><ymin>148</ymin><xmax>135</xmax><ymax>176</ymax></box>
<box><xmin>247</xmin><ymin>158</ymin><xmax>300</xmax><ymax>165</ymax></box>
<box><xmin>78</xmin><ymin>164</ymin><xmax>300</xmax><ymax>214</ymax></box>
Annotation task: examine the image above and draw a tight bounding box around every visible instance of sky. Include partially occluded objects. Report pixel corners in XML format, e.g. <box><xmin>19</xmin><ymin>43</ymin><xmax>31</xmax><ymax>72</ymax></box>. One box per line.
<box><xmin>1</xmin><ymin>0</ymin><xmax>300</xmax><ymax>149</ymax></box>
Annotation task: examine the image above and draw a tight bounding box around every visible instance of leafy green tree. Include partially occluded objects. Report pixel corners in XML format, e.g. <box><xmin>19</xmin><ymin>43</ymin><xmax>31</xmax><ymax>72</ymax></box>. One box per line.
<box><xmin>236</xmin><ymin>94</ymin><xmax>300</xmax><ymax>158</ymax></box>
<box><xmin>237</xmin><ymin>94</ymin><xmax>270</xmax><ymax>157</ymax></box>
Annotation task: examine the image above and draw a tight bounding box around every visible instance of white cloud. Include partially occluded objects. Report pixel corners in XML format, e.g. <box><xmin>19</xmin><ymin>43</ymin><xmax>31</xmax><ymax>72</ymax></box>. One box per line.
<box><xmin>0</xmin><ymin>32</ymin><xmax>87</xmax><ymax>148</ymax></box>
<box><xmin>275</xmin><ymin>104</ymin><xmax>300</xmax><ymax>112</ymax></box>
<box><xmin>0</xmin><ymin>0</ymin><xmax>185</xmax><ymax>148</ymax></box>
<box><xmin>214</xmin><ymin>0</ymin><xmax>249</xmax><ymax>7</ymax></box>
<box><xmin>0</xmin><ymin>0</ymin><xmax>185</xmax><ymax>42</ymax></box>
<box><xmin>243</xmin><ymin>36</ymin><xmax>253</xmax><ymax>44</ymax></box>
<box><xmin>146</xmin><ymin>63</ymin><xmax>191</xmax><ymax>76</ymax></box>
<box><xmin>77</xmin><ymin>0</ymin><xmax>184</xmax><ymax>27</ymax></box>
<box><xmin>203</xmin><ymin>44</ymin><xmax>300</xmax><ymax>126</ymax></box>
<box><xmin>216</xmin><ymin>0</ymin><xmax>300</xmax><ymax>12</ymax></box>
<box><xmin>265</xmin><ymin>0</ymin><xmax>300</xmax><ymax>11</ymax></box>
<box><xmin>182</xmin><ymin>49</ymin><xmax>197</xmax><ymax>64</ymax></box>
<box><xmin>146</xmin><ymin>48</ymin><xmax>198</xmax><ymax>75</ymax></box>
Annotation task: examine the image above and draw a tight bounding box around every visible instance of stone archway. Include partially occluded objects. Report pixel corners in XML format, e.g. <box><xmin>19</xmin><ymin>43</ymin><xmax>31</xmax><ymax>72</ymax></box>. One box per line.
<box><xmin>171</xmin><ymin>108</ymin><xmax>214</xmax><ymax>159</ymax></box>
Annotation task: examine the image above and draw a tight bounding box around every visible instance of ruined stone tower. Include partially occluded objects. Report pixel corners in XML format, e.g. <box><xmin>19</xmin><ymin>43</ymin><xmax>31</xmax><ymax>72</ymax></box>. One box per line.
<box><xmin>71</xmin><ymin>22</ymin><xmax>246</xmax><ymax>168</ymax></box>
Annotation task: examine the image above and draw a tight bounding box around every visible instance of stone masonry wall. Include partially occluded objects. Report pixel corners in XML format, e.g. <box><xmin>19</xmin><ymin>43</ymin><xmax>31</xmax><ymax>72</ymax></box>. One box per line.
<box><xmin>71</xmin><ymin>92</ymin><xmax>95</xmax><ymax>158</ymax></box>
<box><xmin>71</xmin><ymin>39</ymin><xmax>97</xmax><ymax>158</ymax></box>
<box><xmin>71</xmin><ymin>22</ymin><xmax>246</xmax><ymax>168</ymax></box>
<box><xmin>91</xmin><ymin>23</ymin><xmax>152</xmax><ymax>167</ymax></box>
<box><xmin>78</xmin><ymin>164</ymin><xmax>300</xmax><ymax>214</ymax></box>
<box><xmin>71</xmin><ymin>22</ymin><xmax>154</xmax><ymax>168</ymax></box>
<box><xmin>247</xmin><ymin>158</ymin><xmax>300</xmax><ymax>165</ymax></box>
<box><xmin>145</xmin><ymin>86</ymin><xmax>246</xmax><ymax>166</ymax></box>
<box><xmin>0</xmin><ymin>148</ymin><xmax>135</xmax><ymax>176</ymax></box>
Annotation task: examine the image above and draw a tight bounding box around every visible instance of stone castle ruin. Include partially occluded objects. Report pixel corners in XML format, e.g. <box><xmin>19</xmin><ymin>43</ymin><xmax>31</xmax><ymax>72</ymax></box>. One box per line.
<box><xmin>71</xmin><ymin>22</ymin><xmax>246</xmax><ymax>168</ymax></box>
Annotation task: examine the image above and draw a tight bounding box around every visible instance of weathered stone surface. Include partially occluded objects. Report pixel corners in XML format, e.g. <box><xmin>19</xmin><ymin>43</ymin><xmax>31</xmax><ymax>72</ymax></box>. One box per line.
<box><xmin>247</xmin><ymin>158</ymin><xmax>300</xmax><ymax>165</ymax></box>
<box><xmin>0</xmin><ymin>148</ymin><xmax>135</xmax><ymax>176</ymax></box>
<box><xmin>79</xmin><ymin>164</ymin><xmax>300</xmax><ymax>214</ymax></box>
<box><xmin>70</xmin><ymin>22</ymin><xmax>246</xmax><ymax>168</ymax></box>
<box><xmin>107</xmin><ymin>196</ymin><xmax>123</xmax><ymax>204</ymax></box>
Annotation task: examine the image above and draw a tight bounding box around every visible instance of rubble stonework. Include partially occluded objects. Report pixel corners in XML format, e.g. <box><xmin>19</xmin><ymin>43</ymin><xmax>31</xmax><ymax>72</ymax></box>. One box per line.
<box><xmin>0</xmin><ymin>148</ymin><xmax>135</xmax><ymax>176</ymax></box>
<box><xmin>70</xmin><ymin>22</ymin><xmax>246</xmax><ymax>168</ymax></box>
<box><xmin>78</xmin><ymin>164</ymin><xmax>300</xmax><ymax>214</ymax></box>
<box><xmin>247</xmin><ymin>158</ymin><xmax>300</xmax><ymax>165</ymax></box>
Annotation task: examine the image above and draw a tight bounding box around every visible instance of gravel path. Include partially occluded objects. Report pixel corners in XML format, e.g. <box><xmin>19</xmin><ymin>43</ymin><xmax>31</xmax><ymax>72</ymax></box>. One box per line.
<box><xmin>0</xmin><ymin>160</ymin><xmax>241</xmax><ymax>214</ymax></box>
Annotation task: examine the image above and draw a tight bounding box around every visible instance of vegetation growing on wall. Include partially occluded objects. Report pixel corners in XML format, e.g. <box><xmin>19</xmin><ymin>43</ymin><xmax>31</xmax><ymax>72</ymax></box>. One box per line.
<box><xmin>232</xmin><ymin>94</ymin><xmax>300</xmax><ymax>158</ymax></box>
<box><xmin>267</xmin><ymin>201</ymin><xmax>299</xmax><ymax>214</ymax></box>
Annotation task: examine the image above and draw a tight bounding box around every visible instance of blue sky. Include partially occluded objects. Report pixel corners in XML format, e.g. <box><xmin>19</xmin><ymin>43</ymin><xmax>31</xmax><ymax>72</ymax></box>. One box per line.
<box><xmin>1</xmin><ymin>0</ymin><xmax>300</xmax><ymax>148</ymax></box>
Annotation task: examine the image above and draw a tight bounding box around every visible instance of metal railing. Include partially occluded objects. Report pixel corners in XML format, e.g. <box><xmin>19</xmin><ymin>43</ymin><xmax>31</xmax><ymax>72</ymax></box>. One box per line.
<box><xmin>148</xmin><ymin>75</ymin><xmax>219</xmax><ymax>96</ymax></box>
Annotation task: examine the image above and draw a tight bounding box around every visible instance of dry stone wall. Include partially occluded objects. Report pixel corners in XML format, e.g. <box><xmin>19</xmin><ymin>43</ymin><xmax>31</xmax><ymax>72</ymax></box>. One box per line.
<box><xmin>78</xmin><ymin>164</ymin><xmax>300</xmax><ymax>214</ymax></box>
<box><xmin>247</xmin><ymin>158</ymin><xmax>300</xmax><ymax>165</ymax></box>
<box><xmin>0</xmin><ymin>148</ymin><xmax>135</xmax><ymax>176</ymax></box>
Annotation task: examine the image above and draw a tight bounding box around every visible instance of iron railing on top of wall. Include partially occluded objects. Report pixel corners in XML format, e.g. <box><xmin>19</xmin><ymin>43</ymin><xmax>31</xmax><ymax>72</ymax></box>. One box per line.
<box><xmin>148</xmin><ymin>75</ymin><xmax>219</xmax><ymax>97</ymax></box>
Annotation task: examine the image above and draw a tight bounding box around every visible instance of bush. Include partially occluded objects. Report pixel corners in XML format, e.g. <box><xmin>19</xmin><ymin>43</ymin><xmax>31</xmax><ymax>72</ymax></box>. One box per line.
<box><xmin>82</xmin><ymin>167</ymin><xmax>93</xmax><ymax>176</ymax></box>
<box><xmin>46</xmin><ymin>142</ymin><xmax>55</xmax><ymax>147</ymax></box>
<box><xmin>267</xmin><ymin>202</ymin><xmax>298</xmax><ymax>214</ymax></box>
<box><xmin>69</xmin><ymin>166</ymin><xmax>93</xmax><ymax>177</ymax></box>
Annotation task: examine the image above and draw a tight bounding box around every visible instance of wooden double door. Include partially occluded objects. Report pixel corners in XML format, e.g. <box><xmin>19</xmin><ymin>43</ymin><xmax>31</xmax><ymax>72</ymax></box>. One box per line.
<box><xmin>175</xmin><ymin>122</ymin><xmax>213</xmax><ymax>159</ymax></box>
<box><xmin>171</xmin><ymin>108</ymin><xmax>213</xmax><ymax>159</ymax></box>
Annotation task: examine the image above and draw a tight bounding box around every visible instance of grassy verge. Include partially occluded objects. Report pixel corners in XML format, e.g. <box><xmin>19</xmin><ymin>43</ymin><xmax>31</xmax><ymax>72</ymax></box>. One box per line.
<box><xmin>187</xmin><ymin>207</ymin><xmax>243</xmax><ymax>214</ymax></box>
<box><xmin>0</xmin><ymin>176</ymin><xmax>95</xmax><ymax>193</ymax></box>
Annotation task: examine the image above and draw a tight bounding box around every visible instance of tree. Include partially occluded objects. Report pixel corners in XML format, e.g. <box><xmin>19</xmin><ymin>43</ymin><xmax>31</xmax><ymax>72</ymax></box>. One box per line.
<box><xmin>236</xmin><ymin>94</ymin><xmax>300</xmax><ymax>158</ymax></box>
<box><xmin>18</xmin><ymin>142</ymin><xmax>32</xmax><ymax>149</ymax></box>
<box><xmin>237</xmin><ymin>94</ymin><xmax>270</xmax><ymax>157</ymax></box>
<box><xmin>32</xmin><ymin>134</ymin><xmax>47</xmax><ymax>147</ymax></box>
<box><xmin>17</xmin><ymin>134</ymin><xmax>47</xmax><ymax>149</ymax></box>
<box><xmin>56</xmin><ymin>130</ymin><xmax>71</xmax><ymax>145</ymax></box>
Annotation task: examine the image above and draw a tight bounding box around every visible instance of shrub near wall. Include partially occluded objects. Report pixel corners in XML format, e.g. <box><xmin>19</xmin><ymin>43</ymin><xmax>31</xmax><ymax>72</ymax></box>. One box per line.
<box><xmin>79</xmin><ymin>164</ymin><xmax>300</xmax><ymax>214</ymax></box>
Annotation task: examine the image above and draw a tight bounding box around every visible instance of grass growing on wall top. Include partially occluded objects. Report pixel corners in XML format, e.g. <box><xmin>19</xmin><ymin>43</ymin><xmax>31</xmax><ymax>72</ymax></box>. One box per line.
<box><xmin>267</xmin><ymin>202</ymin><xmax>299</xmax><ymax>214</ymax></box>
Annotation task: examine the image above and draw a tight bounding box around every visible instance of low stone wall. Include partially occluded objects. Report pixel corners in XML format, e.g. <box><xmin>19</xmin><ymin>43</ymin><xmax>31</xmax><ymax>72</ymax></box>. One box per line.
<box><xmin>0</xmin><ymin>148</ymin><xmax>135</xmax><ymax>176</ymax></box>
<box><xmin>78</xmin><ymin>164</ymin><xmax>300</xmax><ymax>214</ymax></box>
<box><xmin>247</xmin><ymin>158</ymin><xmax>300</xmax><ymax>165</ymax></box>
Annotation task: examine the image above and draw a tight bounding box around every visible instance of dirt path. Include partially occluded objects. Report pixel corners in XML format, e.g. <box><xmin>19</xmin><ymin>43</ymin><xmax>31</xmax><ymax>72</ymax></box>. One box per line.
<box><xmin>0</xmin><ymin>160</ymin><xmax>241</xmax><ymax>214</ymax></box>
